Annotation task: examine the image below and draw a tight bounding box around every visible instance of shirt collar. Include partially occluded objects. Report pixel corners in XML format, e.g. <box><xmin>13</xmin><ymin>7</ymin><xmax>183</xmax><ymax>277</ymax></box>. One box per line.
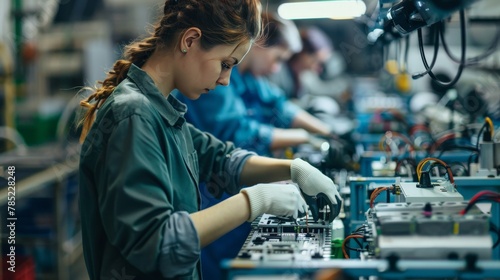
<box><xmin>231</xmin><ymin>66</ymin><xmax>247</xmax><ymax>95</ymax></box>
<box><xmin>127</xmin><ymin>64</ymin><xmax>187</xmax><ymax>128</ymax></box>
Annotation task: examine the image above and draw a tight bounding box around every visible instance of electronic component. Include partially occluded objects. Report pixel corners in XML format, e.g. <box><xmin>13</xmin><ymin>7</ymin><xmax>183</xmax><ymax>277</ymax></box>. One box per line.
<box><xmin>367</xmin><ymin>201</ymin><xmax>492</xmax><ymax>260</ymax></box>
<box><xmin>395</xmin><ymin>181</ymin><xmax>463</xmax><ymax>203</ymax></box>
<box><xmin>236</xmin><ymin>214</ymin><xmax>333</xmax><ymax>261</ymax></box>
<box><xmin>468</xmin><ymin>117</ymin><xmax>499</xmax><ymax>177</ymax></box>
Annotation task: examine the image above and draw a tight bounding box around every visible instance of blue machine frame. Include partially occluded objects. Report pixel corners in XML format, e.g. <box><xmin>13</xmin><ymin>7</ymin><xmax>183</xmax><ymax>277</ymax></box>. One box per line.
<box><xmin>359</xmin><ymin>150</ymin><xmax>475</xmax><ymax>177</ymax></box>
<box><xmin>222</xmin><ymin>176</ymin><xmax>500</xmax><ymax>279</ymax></box>
<box><xmin>222</xmin><ymin>259</ymin><xmax>500</xmax><ymax>279</ymax></box>
<box><xmin>347</xmin><ymin>176</ymin><xmax>500</xmax><ymax>260</ymax></box>
<box><xmin>348</xmin><ymin>177</ymin><xmax>500</xmax><ymax>223</ymax></box>
<box><xmin>347</xmin><ymin>176</ymin><xmax>401</xmax><ymax>233</ymax></box>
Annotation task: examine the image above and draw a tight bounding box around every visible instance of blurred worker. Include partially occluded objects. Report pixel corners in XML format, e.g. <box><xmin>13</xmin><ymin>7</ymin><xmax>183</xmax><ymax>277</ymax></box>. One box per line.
<box><xmin>271</xmin><ymin>26</ymin><xmax>333</xmax><ymax>100</ymax></box>
<box><xmin>77</xmin><ymin>1</ymin><xmax>341</xmax><ymax>280</ymax></box>
<box><xmin>177</xmin><ymin>13</ymin><xmax>335</xmax><ymax>158</ymax></box>
<box><xmin>175</xmin><ymin>13</ymin><xmax>339</xmax><ymax>280</ymax></box>
<box><xmin>270</xmin><ymin>26</ymin><xmax>354</xmax><ymax>135</ymax></box>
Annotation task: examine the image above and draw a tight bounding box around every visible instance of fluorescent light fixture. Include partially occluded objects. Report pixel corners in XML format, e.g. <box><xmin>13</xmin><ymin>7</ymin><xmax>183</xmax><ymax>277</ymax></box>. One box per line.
<box><xmin>278</xmin><ymin>0</ymin><xmax>367</xmax><ymax>20</ymax></box>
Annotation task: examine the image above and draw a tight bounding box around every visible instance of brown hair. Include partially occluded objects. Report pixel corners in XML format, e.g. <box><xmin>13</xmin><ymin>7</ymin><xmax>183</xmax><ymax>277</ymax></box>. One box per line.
<box><xmin>79</xmin><ymin>0</ymin><xmax>262</xmax><ymax>142</ymax></box>
<box><xmin>260</xmin><ymin>12</ymin><xmax>301</xmax><ymax>53</ymax></box>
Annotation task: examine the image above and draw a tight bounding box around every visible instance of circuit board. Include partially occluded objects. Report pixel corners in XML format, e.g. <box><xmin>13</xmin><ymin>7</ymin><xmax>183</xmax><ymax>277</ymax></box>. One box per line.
<box><xmin>235</xmin><ymin>214</ymin><xmax>332</xmax><ymax>261</ymax></box>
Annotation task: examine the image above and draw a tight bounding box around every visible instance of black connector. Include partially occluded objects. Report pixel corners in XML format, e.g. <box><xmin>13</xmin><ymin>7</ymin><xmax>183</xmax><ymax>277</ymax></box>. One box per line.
<box><xmin>422</xmin><ymin>202</ymin><xmax>432</xmax><ymax>217</ymax></box>
<box><xmin>417</xmin><ymin>170</ymin><xmax>433</xmax><ymax>188</ymax></box>
<box><xmin>483</xmin><ymin>127</ymin><xmax>492</xmax><ymax>142</ymax></box>
<box><xmin>386</xmin><ymin>254</ymin><xmax>400</xmax><ymax>272</ymax></box>
<box><xmin>464</xmin><ymin>253</ymin><xmax>480</xmax><ymax>272</ymax></box>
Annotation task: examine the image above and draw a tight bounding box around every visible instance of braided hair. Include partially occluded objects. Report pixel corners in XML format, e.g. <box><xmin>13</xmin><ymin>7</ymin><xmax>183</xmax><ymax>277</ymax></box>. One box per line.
<box><xmin>79</xmin><ymin>0</ymin><xmax>262</xmax><ymax>142</ymax></box>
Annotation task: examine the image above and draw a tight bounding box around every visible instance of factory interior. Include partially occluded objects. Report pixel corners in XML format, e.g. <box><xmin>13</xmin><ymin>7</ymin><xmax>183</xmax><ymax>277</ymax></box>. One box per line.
<box><xmin>0</xmin><ymin>0</ymin><xmax>499</xmax><ymax>279</ymax></box>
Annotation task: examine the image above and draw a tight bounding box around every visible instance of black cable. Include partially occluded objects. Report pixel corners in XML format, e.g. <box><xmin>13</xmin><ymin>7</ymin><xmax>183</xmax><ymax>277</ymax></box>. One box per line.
<box><xmin>463</xmin><ymin>196</ymin><xmax>500</xmax><ymax>215</ymax></box>
<box><xmin>345</xmin><ymin>244</ymin><xmax>366</xmax><ymax>252</ymax></box>
<box><xmin>476</xmin><ymin>122</ymin><xmax>488</xmax><ymax>151</ymax></box>
<box><xmin>353</xmin><ymin>238</ymin><xmax>363</xmax><ymax>248</ymax></box>
<box><xmin>429</xmin><ymin>10</ymin><xmax>466</xmax><ymax>86</ymax></box>
<box><xmin>436</xmin><ymin>145</ymin><xmax>479</xmax><ymax>159</ymax></box>
<box><xmin>467</xmin><ymin>152</ymin><xmax>479</xmax><ymax>174</ymax></box>
<box><xmin>353</xmin><ymin>225</ymin><xmax>366</xmax><ymax>234</ymax></box>
<box><xmin>440</xmin><ymin>22</ymin><xmax>500</xmax><ymax>65</ymax></box>
<box><xmin>490</xmin><ymin>222</ymin><xmax>500</xmax><ymax>249</ymax></box>
<box><xmin>426</xmin><ymin>162</ymin><xmax>453</xmax><ymax>182</ymax></box>
<box><xmin>416</xmin><ymin>10</ymin><xmax>467</xmax><ymax>88</ymax></box>
<box><xmin>345</xmin><ymin>237</ymin><xmax>365</xmax><ymax>252</ymax></box>
<box><xmin>413</xmin><ymin>25</ymin><xmax>440</xmax><ymax>79</ymax></box>
<box><xmin>404</xmin><ymin>35</ymin><xmax>410</xmax><ymax>62</ymax></box>
<box><xmin>402</xmin><ymin>34</ymin><xmax>410</xmax><ymax>71</ymax></box>
<box><xmin>426</xmin><ymin>161</ymin><xmax>448</xmax><ymax>174</ymax></box>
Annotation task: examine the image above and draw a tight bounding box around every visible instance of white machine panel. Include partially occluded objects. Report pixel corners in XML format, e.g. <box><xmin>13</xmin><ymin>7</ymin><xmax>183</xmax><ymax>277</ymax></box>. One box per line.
<box><xmin>398</xmin><ymin>182</ymin><xmax>464</xmax><ymax>202</ymax></box>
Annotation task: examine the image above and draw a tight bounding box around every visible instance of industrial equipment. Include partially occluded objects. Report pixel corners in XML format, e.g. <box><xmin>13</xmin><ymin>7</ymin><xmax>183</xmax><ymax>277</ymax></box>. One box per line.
<box><xmin>366</xmin><ymin>201</ymin><xmax>492</xmax><ymax>260</ymax></box>
<box><xmin>235</xmin><ymin>214</ymin><xmax>334</xmax><ymax>262</ymax></box>
<box><xmin>384</xmin><ymin>0</ymin><xmax>480</xmax><ymax>35</ymax></box>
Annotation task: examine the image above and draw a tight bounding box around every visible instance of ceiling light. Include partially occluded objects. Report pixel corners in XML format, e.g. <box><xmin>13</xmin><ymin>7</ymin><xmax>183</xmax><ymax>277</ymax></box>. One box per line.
<box><xmin>278</xmin><ymin>0</ymin><xmax>367</xmax><ymax>20</ymax></box>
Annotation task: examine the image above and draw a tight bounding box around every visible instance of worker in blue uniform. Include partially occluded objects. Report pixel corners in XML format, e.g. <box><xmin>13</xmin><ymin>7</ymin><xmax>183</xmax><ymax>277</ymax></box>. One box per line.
<box><xmin>77</xmin><ymin>1</ymin><xmax>341</xmax><ymax>280</ymax></box>
<box><xmin>270</xmin><ymin>26</ymin><xmax>334</xmax><ymax>101</ymax></box>
<box><xmin>175</xmin><ymin>13</ymin><xmax>340</xmax><ymax>280</ymax></box>
<box><xmin>176</xmin><ymin>13</ymin><xmax>334</xmax><ymax>158</ymax></box>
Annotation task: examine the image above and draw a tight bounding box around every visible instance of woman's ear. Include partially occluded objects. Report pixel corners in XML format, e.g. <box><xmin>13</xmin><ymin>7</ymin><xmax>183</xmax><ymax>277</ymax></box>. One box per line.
<box><xmin>180</xmin><ymin>27</ymin><xmax>202</xmax><ymax>53</ymax></box>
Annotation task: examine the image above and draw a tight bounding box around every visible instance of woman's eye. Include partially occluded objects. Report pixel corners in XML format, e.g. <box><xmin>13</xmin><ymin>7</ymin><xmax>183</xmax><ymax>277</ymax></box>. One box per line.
<box><xmin>221</xmin><ymin>62</ymin><xmax>231</xmax><ymax>70</ymax></box>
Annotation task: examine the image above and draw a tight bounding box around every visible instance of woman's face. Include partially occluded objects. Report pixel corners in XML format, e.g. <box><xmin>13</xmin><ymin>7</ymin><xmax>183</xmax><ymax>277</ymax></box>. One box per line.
<box><xmin>176</xmin><ymin>40</ymin><xmax>251</xmax><ymax>100</ymax></box>
<box><xmin>248</xmin><ymin>45</ymin><xmax>292</xmax><ymax>77</ymax></box>
<box><xmin>297</xmin><ymin>49</ymin><xmax>331</xmax><ymax>74</ymax></box>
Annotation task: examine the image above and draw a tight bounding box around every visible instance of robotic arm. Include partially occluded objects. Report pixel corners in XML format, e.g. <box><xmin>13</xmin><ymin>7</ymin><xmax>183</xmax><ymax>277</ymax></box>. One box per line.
<box><xmin>369</xmin><ymin>0</ymin><xmax>479</xmax><ymax>42</ymax></box>
<box><xmin>386</xmin><ymin>0</ymin><xmax>480</xmax><ymax>35</ymax></box>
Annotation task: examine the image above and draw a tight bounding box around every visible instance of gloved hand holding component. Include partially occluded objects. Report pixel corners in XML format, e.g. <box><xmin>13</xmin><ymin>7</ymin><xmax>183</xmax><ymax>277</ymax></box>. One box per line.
<box><xmin>240</xmin><ymin>183</ymin><xmax>308</xmax><ymax>222</ymax></box>
<box><xmin>290</xmin><ymin>158</ymin><xmax>342</xmax><ymax>222</ymax></box>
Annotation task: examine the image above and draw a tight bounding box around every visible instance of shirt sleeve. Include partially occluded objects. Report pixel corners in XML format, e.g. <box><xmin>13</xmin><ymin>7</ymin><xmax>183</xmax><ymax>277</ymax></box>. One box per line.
<box><xmin>254</xmin><ymin>77</ymin><xmax>301</xmax><ymax>129</ymax></box>
<box><xmin>188</xmin><ymin>124</ymin><xmax>256</xmax><ymax>198</ymax></box>
<box><xmin>267</xmin><ymin>64</ymin><xmax>296</xmax><ymax>99</ymax></box>
<box><xmin>98</xmin><ymin>114</ymin><xmax>200</xmax><ymax>278</ymax></box>
<box><xmin>179</xmin><ymin>86</ymin><xmax>277</xmax><ymax>154</ymax></box>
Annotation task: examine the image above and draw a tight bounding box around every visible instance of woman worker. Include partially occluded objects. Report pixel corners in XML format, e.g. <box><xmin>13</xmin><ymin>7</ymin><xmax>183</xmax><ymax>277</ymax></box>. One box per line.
<box><xmin>175</xmin><ymin>13</ymin><xmax>341</xmax><ymax>280</ymax></box>
<box><xmin>78</xmin><ymin>1</ymin><xmax>341</xmax><ymax>280</ymax></box>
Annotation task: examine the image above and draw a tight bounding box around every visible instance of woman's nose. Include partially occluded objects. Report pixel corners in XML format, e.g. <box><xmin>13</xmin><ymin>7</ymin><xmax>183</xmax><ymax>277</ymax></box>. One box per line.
<box><xmin>217</xmin><ymin>71</ymin><xmax>231</xmax><ymax>86</ymax></box>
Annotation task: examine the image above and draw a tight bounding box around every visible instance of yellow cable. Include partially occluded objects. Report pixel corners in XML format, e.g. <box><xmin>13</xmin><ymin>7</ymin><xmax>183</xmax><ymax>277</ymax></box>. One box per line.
<box><xmin>417</xmin><ymin>159</ymin><xmax>431</xmax><ymax>180</ymax></box>
<box><xmin>485</xmin><ymin>117</ymin><xmax>494</xmax><ymax>137</ymax></box>
<box><xmin>417</xmin><ymin>158</ymin><xmax>447</xmax><ymax>181</ymax></box>
<box><xmin>378</xmin><ymin>135</ymin><xmax>385</xmax><ymax>151</ymax></box>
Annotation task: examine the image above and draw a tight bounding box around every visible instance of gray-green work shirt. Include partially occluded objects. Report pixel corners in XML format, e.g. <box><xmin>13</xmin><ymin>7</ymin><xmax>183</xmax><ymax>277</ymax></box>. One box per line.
<box><xmin>79</xmin><ymin>64</ymin><xmax>255</xmax><ymax>280</ymax></box>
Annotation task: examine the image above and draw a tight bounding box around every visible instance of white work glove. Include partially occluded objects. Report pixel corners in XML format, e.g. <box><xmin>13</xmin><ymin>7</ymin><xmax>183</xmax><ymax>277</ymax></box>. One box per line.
<box><xmin>290</xmin><ymin>158</ymin><xmax>342</xmax><ymax>222</ymax></box>
<box><xmin>241</xmin><ymin>184</ymin><xmax>308</xmax><ymax>222</ymax></box>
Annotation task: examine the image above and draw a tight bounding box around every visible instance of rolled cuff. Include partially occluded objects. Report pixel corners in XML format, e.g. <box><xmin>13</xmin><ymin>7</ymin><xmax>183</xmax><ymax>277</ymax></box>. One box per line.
<box><xmin>280</xmin><ymin>101</ymin><xmax>301</xmax><ymax>128</ymax></box>
<box><xmin>159</xmin><ymin>211</ymin><xmax>200</xmax><ymax>278</ymax></box>
<box><xmin>223</xmin><ymin>149</ymin><xmax>257</xmax><ymax>195</ymax></box>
